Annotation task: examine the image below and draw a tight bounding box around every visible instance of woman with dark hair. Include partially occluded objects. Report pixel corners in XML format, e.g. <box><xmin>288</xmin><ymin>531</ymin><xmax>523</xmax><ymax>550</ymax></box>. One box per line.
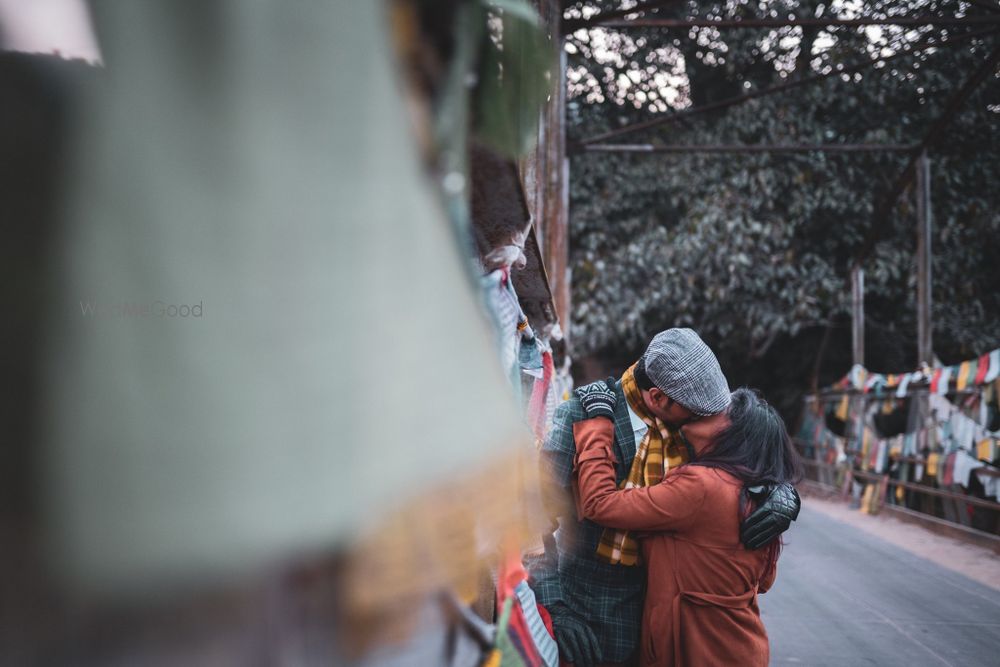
<box><xmin>572</xmin><ymin>387</ymin><xmax>802</xmax><ymax>667</ymax></box>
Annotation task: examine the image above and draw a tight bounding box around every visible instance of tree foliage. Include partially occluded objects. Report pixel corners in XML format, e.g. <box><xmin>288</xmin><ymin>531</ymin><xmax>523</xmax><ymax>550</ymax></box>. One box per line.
<box><xmin>566</xmin><ymin>0</ymin><xmax>1000</xmax><ymax>413</ymax></box>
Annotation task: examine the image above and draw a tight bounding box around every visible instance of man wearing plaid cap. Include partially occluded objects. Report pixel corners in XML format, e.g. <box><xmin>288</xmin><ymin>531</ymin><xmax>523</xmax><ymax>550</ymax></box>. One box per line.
<box><xmin>528</xmin><ymin>328</ymin><xmax>799</xmax><ymax>666</ymax></box>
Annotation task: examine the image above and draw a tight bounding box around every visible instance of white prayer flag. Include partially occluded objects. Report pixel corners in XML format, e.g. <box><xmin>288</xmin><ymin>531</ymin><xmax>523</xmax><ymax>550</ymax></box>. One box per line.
<box><xmin>985</xmin><ymin>349</ymin><xmax>1000</xmax><ymax>383</ymax></box>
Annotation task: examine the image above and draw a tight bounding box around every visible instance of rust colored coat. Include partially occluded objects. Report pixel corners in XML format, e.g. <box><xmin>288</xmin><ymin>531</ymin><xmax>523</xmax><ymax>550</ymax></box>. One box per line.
<box><xmin>573</xmin><ymin>418</ymin><xmax>776</xmax><ymax>667</ymax></box>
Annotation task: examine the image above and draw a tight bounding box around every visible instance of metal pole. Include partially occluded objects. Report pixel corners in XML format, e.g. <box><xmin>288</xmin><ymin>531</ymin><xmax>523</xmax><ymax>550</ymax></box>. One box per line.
<box><xmin>851</xmin><ymin>266</ymin><xmax>865</xmax><ymax>368</ymax></box>
<box><xmin>916</xmin><ymin>151</ymin><xmax>933</xmax><ymax>366</ymax></box>
<box><xmin>600</xmin><ymin>16</ymin><xmax>1000</xmax><ymax>29</ymax></box>
<box><xmin>578</xmin><ymin>143</ymin><xmax>916</xmax><ymax>154</ymax></box>
<box><xmin>563</xmin><ymin>0</ymin><xmax>684</xmax><ymax>31</ymax></box>
<box><xmin>850</xmin><ymin>264</ymin><xmax>866</xmax><ymax>473</ymax></box>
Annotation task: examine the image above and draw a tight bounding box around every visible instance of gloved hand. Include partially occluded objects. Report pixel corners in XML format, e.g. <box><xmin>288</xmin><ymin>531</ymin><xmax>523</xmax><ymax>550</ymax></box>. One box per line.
<box><xmin>574</xmin><ymin>378</ymin><xmax>617</xmax><ymax>421</ymax></box>
<box><xmin>740</xmin><ymin>483</ymin><xmax>801</xmax><ymax>550</ymax></box>
<box><xmin>547</xmin><ymin>601</ymin><xmax>602</xmax><ymax>666</ymax></box>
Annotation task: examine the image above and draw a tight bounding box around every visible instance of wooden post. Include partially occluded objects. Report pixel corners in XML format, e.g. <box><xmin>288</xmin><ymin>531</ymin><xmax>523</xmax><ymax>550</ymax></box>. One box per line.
<box><xmin>550</xmin><ymin>10</ymin><xmax>570</xmax><ymax>331</ymax></box>
<box><xmin>916</xmin><ymin>151</ymin><xmax>933</xmax><ymax>366</ymax></box>
<box><xmin>851</xmin><ymin>266</ymin><xmax>865</xmax><ymax>368</ymax></box>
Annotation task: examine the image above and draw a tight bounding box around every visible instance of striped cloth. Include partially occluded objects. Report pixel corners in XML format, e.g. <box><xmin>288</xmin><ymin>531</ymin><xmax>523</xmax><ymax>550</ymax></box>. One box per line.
<box><xmin>514</xmin><ymin>581</ymin><xmax>558</xmax><ymax>667</ymax></box>
<box><xmin>595</xmin><ymin>364</ymin><xmax>687</xmax><ymax>565</ymax></box>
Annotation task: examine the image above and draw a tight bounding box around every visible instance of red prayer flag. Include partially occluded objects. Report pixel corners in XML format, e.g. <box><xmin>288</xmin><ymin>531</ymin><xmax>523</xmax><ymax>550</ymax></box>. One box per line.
<box><xmin>930</xmin><ymin>368</ymin><xmax>943</xmax><ymax>393</ymax></box>
<box><xmin>975</xmin><ymin>354</ymin><xmax>990</xmax><ymax>385</ymax></box>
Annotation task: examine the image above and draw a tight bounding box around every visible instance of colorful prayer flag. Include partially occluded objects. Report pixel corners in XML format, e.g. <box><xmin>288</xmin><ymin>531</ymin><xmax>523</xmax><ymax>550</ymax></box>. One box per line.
<box><xmin>926</xmin><ymin>452</ymin><xmax>940</xmax><ymax>477</ymax></box>
<box><xmin>975</xmin><ymin>354</ymin><xmax>990</xmax><ymax>385</ymax></box>
<box><xmin>986</xmin><ymin>350</ymin><xmax>1000</xmax><ymax>383</ymax></box>
<box><xmin>835</xmin><ymin>393</ymin><xmax>849</xmax><ymax>421</ymax></box>
<box><xmin>957</xmin><ymin>362</ymin><xmax>971</xmax><ymax>391</ymax></box>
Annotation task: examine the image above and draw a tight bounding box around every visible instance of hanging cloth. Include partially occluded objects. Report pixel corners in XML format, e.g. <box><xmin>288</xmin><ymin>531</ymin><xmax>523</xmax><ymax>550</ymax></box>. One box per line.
<box><xmin>952</xmin><ymin>450</ymin><xmax>984</xmax><ymax>488</ymax></box>
<box><xmin>896</xmin><ymin>372</ymin><xmax>913</xmax><ymax>398</ymax></box>
<box><xmin>936</xmin><ymin>367</ymin><xmax>953</xmax><ymax>395</ymax></box>
<box><xmin>977</xmin><ymin>438</ymin><xmax>997</xmax><ymax>463</ymax></box>
<box><xmin>942</xmin><ymin>452</ymin><xmax>957</xmax><ymax>486</ymax></box>
<box><xmin>930</xmin><ymin>369</ymin><xmax>943</xmax><ymax>394</ymax></box>
<box><xmin>975</xmin><ymin>354</ymin><xmax>991</xmax><ymax>385</ymax></box>
<box><xmin>926</xmin><ymin>452</ymin><xmax>940</xmax><ymax>478</ymax></box>
<box><xmin>985</xmin><ymin>350</ymin><xmax>1000</xmax><ymax>383</ymax></box>
<box><xmin>835</xmin><ymin>393</ymin><xmax>849</xmax><ymax>421</ymax></box>
<box><xmin>526</xmin><ymin>351</ymin><xmax>554</xmax><ymax>444</ymax></box>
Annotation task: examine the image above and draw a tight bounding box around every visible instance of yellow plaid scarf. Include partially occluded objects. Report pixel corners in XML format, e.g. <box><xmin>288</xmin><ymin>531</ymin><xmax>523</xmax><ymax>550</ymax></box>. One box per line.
<box><xmin>595</xmin><ymin>364</ymin><xmax>689</xmax><ymax>565</ymax></box>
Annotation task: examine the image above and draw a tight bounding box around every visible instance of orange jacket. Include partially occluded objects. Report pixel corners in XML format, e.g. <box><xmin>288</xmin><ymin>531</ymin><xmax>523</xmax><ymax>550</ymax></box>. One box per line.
<box><xmin>573</xmin><ymin>418</ymin><xmax>775</xmax><ymax>667</ymax></box>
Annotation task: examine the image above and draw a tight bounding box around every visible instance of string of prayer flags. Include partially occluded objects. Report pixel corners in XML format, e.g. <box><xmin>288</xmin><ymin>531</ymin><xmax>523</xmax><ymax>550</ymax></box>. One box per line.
<box><xmin>827</xmin><ymin>347</ymin><xmax>1000</xmax><ymax>398</ymax></box>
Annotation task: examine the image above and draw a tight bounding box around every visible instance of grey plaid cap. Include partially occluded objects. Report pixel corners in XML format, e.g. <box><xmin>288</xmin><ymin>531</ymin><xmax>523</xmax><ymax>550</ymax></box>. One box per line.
<box><xmin>642</xmin><ymin>328</ymin><xmax>731</xmax><ymax>416</ymax></box>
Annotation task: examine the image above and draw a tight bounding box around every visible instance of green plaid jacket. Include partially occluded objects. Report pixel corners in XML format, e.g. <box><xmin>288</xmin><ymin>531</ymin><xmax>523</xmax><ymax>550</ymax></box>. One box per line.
<box><xmin>526</xmin><ymin>378</ymin><xmax>645</xmax><ymax>664</ymax></box>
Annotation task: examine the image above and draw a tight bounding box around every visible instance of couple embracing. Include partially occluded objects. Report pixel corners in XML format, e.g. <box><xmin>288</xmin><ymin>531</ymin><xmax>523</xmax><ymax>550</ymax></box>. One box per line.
<box><xmin>528</xmin><ymin>328</ymin><xmax>802</xmax><ymax>666</ymax></box>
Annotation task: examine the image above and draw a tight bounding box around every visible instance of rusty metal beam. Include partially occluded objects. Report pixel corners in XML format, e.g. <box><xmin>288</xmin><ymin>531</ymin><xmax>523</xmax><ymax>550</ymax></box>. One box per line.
<box><xmin>578</xmin><ymin>143</ymin><xmax>916</xmax><ymax>154</ymax></box>
<box><xmin>563</xmin><ymin>0</ymin><xmax>684</xmax><ymax>32</ymax></box>
<box><xmin>600</xmin><ymin>15</ymin><xmax>1000</xmax><ymax>29</ymax></box>
<box><xmin>855</xmin><ymin>38</ymin><xmax>1000</xmax><ymax>264</ymax></box>
<box><xmin>579</xmin><ymin>26</ymin><xmax>998</xmax><ymax>145</ymax></box>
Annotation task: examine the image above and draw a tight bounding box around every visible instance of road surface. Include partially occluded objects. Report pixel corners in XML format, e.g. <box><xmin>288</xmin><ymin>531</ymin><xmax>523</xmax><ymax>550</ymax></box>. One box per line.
<box><xmin>761</xmin><ymin>498</ymin><xmax>1000</xmax><ymax>666</ymax></box>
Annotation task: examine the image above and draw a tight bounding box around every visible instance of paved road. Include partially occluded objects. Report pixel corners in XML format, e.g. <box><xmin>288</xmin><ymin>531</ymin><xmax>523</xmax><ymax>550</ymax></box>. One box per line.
<box><xmin>760</xmin><ymin>502</ymin><xmax>1000</xmax><ymax>667</ymax></box>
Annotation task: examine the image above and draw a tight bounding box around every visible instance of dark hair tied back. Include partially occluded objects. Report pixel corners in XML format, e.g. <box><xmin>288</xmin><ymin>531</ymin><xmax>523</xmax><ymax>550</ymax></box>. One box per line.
<box><xmin>690</xmin><ymin>387</ymin><xmax>803</xmax><ymax>488</ymax></box>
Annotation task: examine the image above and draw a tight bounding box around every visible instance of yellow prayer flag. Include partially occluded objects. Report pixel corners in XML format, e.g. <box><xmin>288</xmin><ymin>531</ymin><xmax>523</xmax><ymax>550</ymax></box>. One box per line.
<box><xmin>835</xmin><ymin>393</ymin><xmax>849</xmax><ymax>421</ymax></box>
<box><xmin>957</xmin><ymin>361</ymin><xmax>971</xmax><ymax>391</ymax></box>
<box><xmin>978</xmin><ymin>439</ymin><xmax>994</xmax><ymax>462</ymax></box>
<box><xmin>860</xmin><ymin>483</ymin><xmax>876</xmax><ymax>514</ymax></box>
<box><xmin>926</xmin><ymin>452</ymin><xmax>940</xmax><ymax>476</ymax></box>
<box><xmin>860</xmin><ymin>429</ymin><xmax>872</xmax><ymax>469</ymax></box>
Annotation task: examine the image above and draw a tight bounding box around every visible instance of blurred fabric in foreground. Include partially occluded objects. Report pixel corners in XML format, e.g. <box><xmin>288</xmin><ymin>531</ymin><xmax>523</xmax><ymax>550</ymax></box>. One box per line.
<box><xmin>2</xmin><ymin>0</ymin><xmax>565</xmax><ymax>664</ymax></box>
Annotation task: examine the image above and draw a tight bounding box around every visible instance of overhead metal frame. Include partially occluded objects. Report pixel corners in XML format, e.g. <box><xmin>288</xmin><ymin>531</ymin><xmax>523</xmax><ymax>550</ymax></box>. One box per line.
<box><xmin>594</xmin><ymin>15</ymin><xmax>1000</xmax><ymax>29</ymax></box>
<box><xmin>580</xmin><ymin>25</ymin><xmax>1000</xmax><ymax>145</ymax></box>
<box><xmin>562</xmin><ymin>0</ymin><xmax>685</xmax><ymax>32</ymax></box>
<box><xmin>579</xmin><ymin>143</ymin><xmax>916</xmax><ymax>154</ymax></box>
